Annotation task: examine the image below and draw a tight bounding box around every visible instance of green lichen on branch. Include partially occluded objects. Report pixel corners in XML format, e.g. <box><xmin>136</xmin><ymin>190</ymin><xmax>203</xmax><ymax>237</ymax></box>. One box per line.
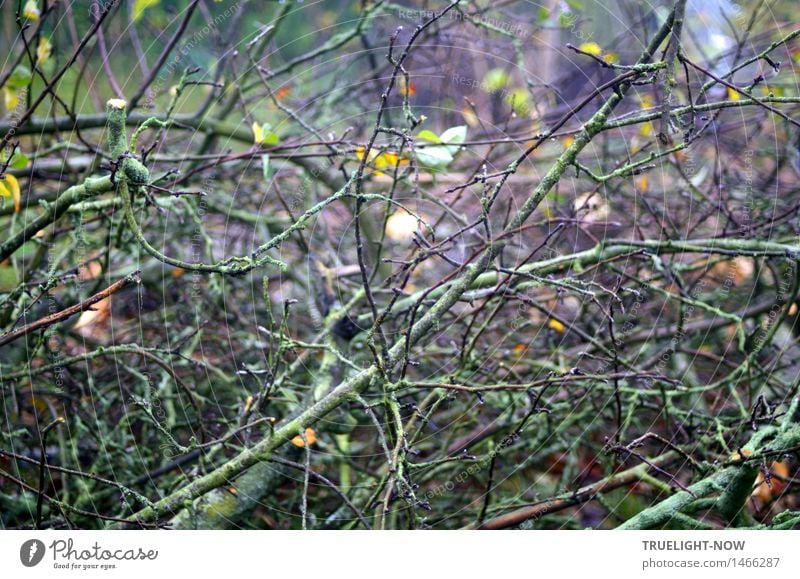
<box><xmin>618</xmin><ymin>422</ymin><xmax>800</xmax><ymax>529</ymax></box>
<box><xmin>0</xmin><ymin>175</ymin><xmax>114</xmax><ymax>262</ymax></box>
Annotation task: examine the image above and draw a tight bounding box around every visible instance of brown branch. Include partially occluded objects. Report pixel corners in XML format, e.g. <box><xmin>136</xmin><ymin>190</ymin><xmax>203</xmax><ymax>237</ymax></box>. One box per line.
<box><xmin>477</xmin><ymin>452</ymin><xmax>679</xmax><ymax>529</ymax></box>
<box><xmin>0</xmin><ymin>272</ymin><xmax>140</xmax><ymax>348</ymax></box>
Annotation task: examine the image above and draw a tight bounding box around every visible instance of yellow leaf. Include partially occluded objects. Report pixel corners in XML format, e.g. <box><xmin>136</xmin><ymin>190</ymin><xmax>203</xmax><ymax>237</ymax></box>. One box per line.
<box><xmin>133</xmin><ymin>0</ymin><xmax>160</xmax><ymax>22</ymax></box>
<box><xmin>74</xmin><ymin>296</ymin><xmax>111</xmax><ymax>330</ymax></box>
<box><xmin>635</xmin><ymin>175</ymin><xmax>649</xmax><ymax>193</ymax></box>
<box><xmin>639</xmin><ymin>121</ymin><xmax>654</xmax><ymax>137</ymax></box>
<box><xmin>730</xmin><ymin>448</ymin><xmax>753</xmax><ymax>460</ymax></box>
<box><xmin>291</xmin><ymin>427</ymin><xmax>317</xmax><ymax>447</ymax></box>
<box><xmin>578</xmin><ymin>42</ymin><xmax>603</xmax><ymax>56</ymax></box>
<box><xmin>22</xmin><ymin>0</ymin><xmax>40</xmax><ymax>21</ymax></box>
<box><xmin>36</xmin><ymin>37</ymin><xmax>52</xmax><ymax>65</ymax></box>
<box><xmin>373</xmin><ymin>151</ymin><xmax>396</xmax><ymax>170</ymax></box>
<box><xmin>461</xmin><ymin>105</ymin><xmax>479</xmax><ymax>127</ymax></box>
<box><xmin>252</xmin><ymin>122</ymin><xmax>264</xmax><ymax>145</ymax></box>
<box><xmin>727</xmin><ymin>87</ymin><xmax>741</xmax><ymax>101</ymax></box>
<box><xmin>547</xmin><ymin>318</ymin><xmax>566</xmax><ymax>333</ymax></box>
<box><xmin>356</xmin><ymin>147</ymin><xmax>407</xmax><ymax>177</ymax></box>
<box><xmin>3</xmin><ymin>87</ymin><xmax>19</xmax><ymax>111</ymax></box>
<box><xmin>398</xmin><ymin>76</ymin><xmax>416</xmax><ymax>97</ymax></box>
<box><xmin>373</xmin><ymin>151</ymin><xmax>407</xmax><ymax>171</ymax></box>
<box><xmin>603</xmin><ymin>52</ymin><xmax>619</xmax><ymax>63</ymax></box>
<box><xmin>385</xmin><ymin>211</ymin><xmax>419</xmax><ymax>241</ymax></box>
<box><xmin>250</xmin><ymin>122</ymin><xmax>279</xmax><ymax>146</ymax></box>
<box><xmin>639</xmin><ymin>94</ymin><xmax>654</xmax><ymax>110</ymax></box>
<box><xmin>0</xmin><ymin>174</ymin><xmax>21</xmax><ymax>213</ymax></box>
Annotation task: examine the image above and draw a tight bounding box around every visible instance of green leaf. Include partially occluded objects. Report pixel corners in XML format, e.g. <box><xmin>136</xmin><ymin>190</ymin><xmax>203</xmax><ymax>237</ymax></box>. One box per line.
<box><xmin>483</xmin><ymin>68</ymin><xmax>509</xmax><ymax>93</ymax></box>
<box><xmin>133</xmin><ymin>0</ymin><xmax>160</xmax><ymax>22</ymax></box>
<box><xmin>416</xmin><ymin>145</ymin><xmax>453</xmax><ymax>169</ymax></box>
<box><xmin>504</xmin><ymin>88</ymin><xmax>532</xmax><ymax>116</ymax></box>
<box><xmin>439</xmin><ymin>125</ymin><xmax>467</xmax><ymax>145</ymax></box>
<box><xmin>253</xmin><ymin>121</ymin><xmax>280</xmax><ymax>146</ymax></box>
<box><xmin>416</xmin><ymin>130</ymin><xmax>441</xmax><ymax>143</ymax></box>
<box><xmin>416</xmin><ymin>125</ymin><xmax>467</xmax><ymax>168</ymax></box>
<box><xmin>262</xmin><ymin>130</ymin><xmax>280</xmax><ymax>146</ymax></box>
<box><xmin>537</xmin><ymin>7</ymin><xmax>550</xmax><ymax>23</ymax></box>
<box><xmin>439</xmin><ymin>125</ymin><xmax>467</xmax><ymax>155</ymax></box>
<box><xmin>6</xmin><ymin>66</ymin><xmax>32</xmax><ymax>89</ymax></box>
<box><xmin>261</xmin><ymin>154</ymin><xmax>272</xmax><ymax>182</ymax></box>
<box><xmin>9</xmin><ymin>152</ymin><xmax>29</xmax><ymax>170</ymax></box>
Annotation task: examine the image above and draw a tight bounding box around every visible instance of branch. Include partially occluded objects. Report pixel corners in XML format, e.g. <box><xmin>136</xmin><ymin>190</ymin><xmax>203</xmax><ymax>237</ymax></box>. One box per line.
<box><xmin>617</xmin><ymin>423</ymin><xmax>800</xmax><ymax>529</ymax></box>
<box><xmin>477</xmin><ymin>451</ymin><xmax>679</xmax><ymax>529</ymax></box>
<box><xmin>0</xmin><ymin>272</ymin><xmax>140</xmax><ymax>348</ymax></box>
<box><xmin>118</xmin><ymin>4</ymin><xmax>684</xmax><ymax>526</ymax></box>
<box><xmin>0</xmin><ymin>175</ymin><xmax>114</xmax><ymax>262</ymax></box>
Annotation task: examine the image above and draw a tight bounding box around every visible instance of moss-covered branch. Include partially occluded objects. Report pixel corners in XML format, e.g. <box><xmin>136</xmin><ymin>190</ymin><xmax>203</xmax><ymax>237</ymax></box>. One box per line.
<box><xmin>0</xmin><ymin>174</ymin><xmax>114</xmax><ymax>262</ymax></box>
<box><xmin>118</xmin><ymin>5</ymin><xmax>685</xmax><ymax>526</ymax></box>
<box><xmin>617</xmin><ymin>423</ymin><xmax>800</xmax><ymax>529</ymax></box>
